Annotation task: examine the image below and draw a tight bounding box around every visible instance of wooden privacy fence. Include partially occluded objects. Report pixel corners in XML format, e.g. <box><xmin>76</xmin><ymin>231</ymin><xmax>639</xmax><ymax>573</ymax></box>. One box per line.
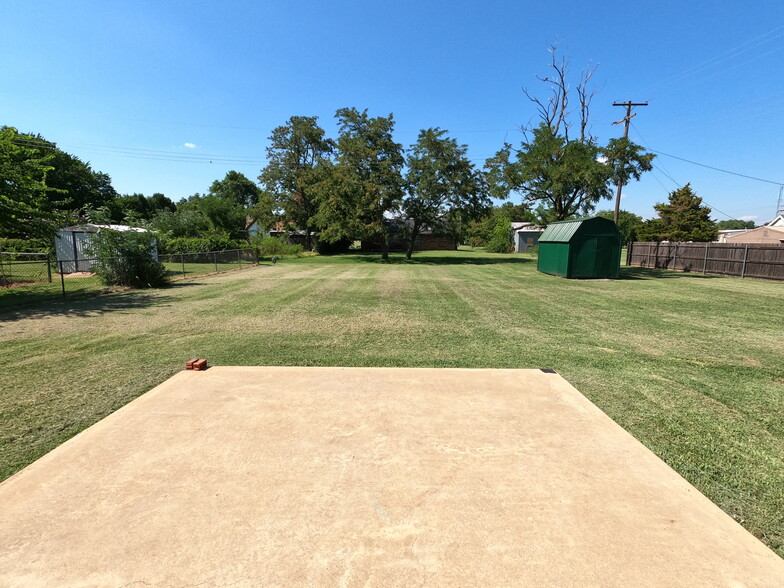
<box><xmin>627</xmin><ymin>241</ymin><xmax>784</xmax><ymax>281</ymax></box>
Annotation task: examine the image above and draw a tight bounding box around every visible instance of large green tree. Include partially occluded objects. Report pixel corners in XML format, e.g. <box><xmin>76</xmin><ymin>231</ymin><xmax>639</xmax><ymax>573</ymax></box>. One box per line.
<box><xmin>487</xmin><ymin>124</ymin><xmax>612</xmax><ymax>222</ymax></box>
<box><xmin>316</xmin><ymin>108</ymin><xmax>404</xmax><ymax>259</ymax></box>
<box><xmin>44</xmin><ymin>150</ymin><xmax>118</xmax><ymax>214</ymax></box>
<box><xmin>105</xmin><ymin>192</ymin><xmax>175</xmax><ymax>223</ymax></box>
<box><xmin>596</xmin><ymin>209</ymin><xmax>644</xmax><ymax>243</ymax></box>
<box><xmin>603</xmin><ymin>136</ymin><xmax>655</xmax><ymax>221</ymax></box>
<box><xmin>0</xmin><ymin>126</ymin><xmax>69</xmax><ymax>239</ymax></box>
<box><xmin>403</xmin><ymin>128</ymin><xmax>490</xmax><ymax>259</ymax></box>
<box><xmin>259</xmin><ymin>117</ymin><xmax>333</xmax><ymax>249</ymax></box>
<box><xmin>208</xmin><ymin>170</ymin><xmax>274</xmax><ymax>238</ymax></box>
<box><xmin>3</xmin><ymin>128</ymin><xmax>119</xmax><ymax>217</ymax></box>
<box><xmin>717</xmin><ymin>219</ymin><xmax>755</xmax><ymax>230</ymax></box>
<box><xmin>638</xmin><ymin>184</ymin><xmax>717</xmax><ymax>242</ymax></box>
<box><xmin>486</xmin><ymin>47</ymin><xmax>654</xmax><ymax>223</ymax></box>
<box><xmin>210</xmin><ymin>170</ymin><xmax>262</xmax><ymax>209</ymax></box>
<box><xmin>182</xmin><ymin>193</ymin><xmax>247</xmax><ymax>240</ymax></box>
<box><xmin>147</xmin><ymin>208</ymin><xmax>209</xmax><ymax>239</ymax></box>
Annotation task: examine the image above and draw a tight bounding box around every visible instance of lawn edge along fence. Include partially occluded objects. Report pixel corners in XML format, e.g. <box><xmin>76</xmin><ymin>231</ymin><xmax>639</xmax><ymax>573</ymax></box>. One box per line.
<box><xmin>1</xmin><ymin>248</ymin><xmax>259</xmax><ymax>304</ymax></box>
<box><xmin>627</xmin><ymin>241</ymin><xmax>784</xmax><ymax>281</ymax></box>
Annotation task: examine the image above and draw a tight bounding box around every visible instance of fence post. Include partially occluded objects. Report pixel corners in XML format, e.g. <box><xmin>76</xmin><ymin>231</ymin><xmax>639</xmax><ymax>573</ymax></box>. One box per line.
<box><xmin>237</xmin><ymin>249</ymin><xmax>242</xmax><ymax>267</ymax></box>
<box><xmin>47</xmin><ymin>253</ymin><xmax>53</xmax><ymax>282</ymax></box>
<box><xmin>59</xmin><ymin>261</ymin><xmax>66</xmax><ymax>299</ymax></box>
<box><xmin>627</xmin><ymin>242</ymin><xmax>632</xmax><ymax>266</ymax></box>
<box><xmin>673</xmin><ymin>243</ymin><xmax>678</xmax><ymax>270</ymax></box>
<box><xmin>213</xmin><ymin>251</ymin><xmax>218</xmax><ymax>273</ymax></box>
<box><xmin>647</xmin><ymin>243</ymin><xmax>651</xmax><ymax>268</ymax></box>
<box><xmin>741</xmin><ymin>244</ymin><xmax>749</xmax><ymax>278</ymax></box>
<box><xmin>703</xmin><ymin>243</ymin><xmax>709</xmax><ymax>274</ymax></box>
<box><xmin>181</xmin><ymin>253</ymin><xmax>186</xmax><ymax>278</ymax></box>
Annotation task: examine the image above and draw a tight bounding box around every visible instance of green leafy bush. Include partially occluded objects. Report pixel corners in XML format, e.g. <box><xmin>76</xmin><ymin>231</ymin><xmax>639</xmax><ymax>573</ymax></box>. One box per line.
<box><xmin>158</xmin><ymin>234</ymin><xmax>248</xmax><ymax>254</ymax></box>
<box><xmin>88</xmin><ymin>229</ymin><xmax>169</xmax><ymax>288</ymax></box>
<box><xmin>0</xmin><ymin>238</ymin><xmax>51</xmax><ymax>253</ymax></box>
<box><xmin>253</xmin><ymin>235</ymin><xmax>303</xmax><ymax>257</ymax></box>
<box><xmin>485</xmin><ymin>214</ymin><xmax>513</xmax><ymax>253</ymax></box>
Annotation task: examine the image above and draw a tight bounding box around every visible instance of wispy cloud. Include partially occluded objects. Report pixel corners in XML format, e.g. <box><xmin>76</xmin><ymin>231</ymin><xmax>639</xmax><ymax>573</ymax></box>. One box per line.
<box><xmin>183</xmin><ymin>142</ymin><xmax>197</xmax><ymax>149</ymax></box>
<box><xmin>739</xmin><ymin>215</ymin><xmax>757</xmax><ymax>221</ymax></box>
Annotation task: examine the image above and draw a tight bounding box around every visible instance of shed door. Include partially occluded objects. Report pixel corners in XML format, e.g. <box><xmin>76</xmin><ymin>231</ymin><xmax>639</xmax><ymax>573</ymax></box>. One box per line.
<box><xmin>594</xmin><ymin>237</ymin><xmax>615</xmax><ymax>278</ymax></box>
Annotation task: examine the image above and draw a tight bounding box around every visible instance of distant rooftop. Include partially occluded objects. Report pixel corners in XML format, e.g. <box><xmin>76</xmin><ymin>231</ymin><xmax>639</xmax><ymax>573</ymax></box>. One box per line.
<box><xmin>59</xmin><ymin>224</ymin><xmax>150</xmax><ymax>233</ymax></box>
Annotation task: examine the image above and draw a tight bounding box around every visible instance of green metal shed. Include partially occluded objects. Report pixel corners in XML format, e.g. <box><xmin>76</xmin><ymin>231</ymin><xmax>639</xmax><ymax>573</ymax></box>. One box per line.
<box><xmin>537</xmin><ymin>217</ymin><xmax>622</xmax><ymax>279</ymax></box>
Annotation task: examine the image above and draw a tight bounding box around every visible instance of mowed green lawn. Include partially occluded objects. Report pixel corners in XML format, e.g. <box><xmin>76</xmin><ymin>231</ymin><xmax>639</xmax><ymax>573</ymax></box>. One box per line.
<box><xmin>1</xmin><ymin>249</ymin><xmax>783</xmax><ymax>556</ymax></box>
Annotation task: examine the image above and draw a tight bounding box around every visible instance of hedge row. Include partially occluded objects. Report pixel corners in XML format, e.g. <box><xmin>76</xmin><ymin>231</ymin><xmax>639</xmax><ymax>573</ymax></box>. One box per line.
<box><xmin>0</xmin><ymin>238</ymin><xmax>51</xmax><ymax>253</ymax></box>
<box><xmin>157</xmin><ymin>236</ymin><xmax>249</xmax><ymax>254</ymax></box>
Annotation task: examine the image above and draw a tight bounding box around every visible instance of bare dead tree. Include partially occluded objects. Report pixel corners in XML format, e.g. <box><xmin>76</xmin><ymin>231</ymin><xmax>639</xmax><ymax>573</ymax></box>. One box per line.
<box><xmin>523</xmin><ymin>45</ymin><xmax>599</xmax><ymax>143</ymax></box>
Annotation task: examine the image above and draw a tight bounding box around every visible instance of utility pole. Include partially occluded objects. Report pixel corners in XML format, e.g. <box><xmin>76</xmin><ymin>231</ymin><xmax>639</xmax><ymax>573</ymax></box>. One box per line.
<box><xmin>611</xmin><ymin>101</ymin><xmax>648</xmax><ymax>224</ymax></box>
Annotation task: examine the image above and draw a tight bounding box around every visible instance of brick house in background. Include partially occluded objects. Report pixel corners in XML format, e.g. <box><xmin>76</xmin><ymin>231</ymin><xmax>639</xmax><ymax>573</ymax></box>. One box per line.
<box><xmin>361</xmin><ymin>220</ymin><xmax>458</xmax><ymax>252</ymax></box>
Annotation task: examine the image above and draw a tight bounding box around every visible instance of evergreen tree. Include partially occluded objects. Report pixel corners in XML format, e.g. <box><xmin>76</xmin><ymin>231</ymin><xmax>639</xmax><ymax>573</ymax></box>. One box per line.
<box><xmin>638</xmin><ymin>184</ymin><xmax>717</xmax><ymax>242</ymax></box>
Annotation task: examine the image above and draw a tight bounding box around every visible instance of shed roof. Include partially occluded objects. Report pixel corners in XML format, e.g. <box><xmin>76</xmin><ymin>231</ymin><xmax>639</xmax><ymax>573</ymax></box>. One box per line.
<box><xmin>538</xmin><ymin>217</ymin><xmax>618</xmax><ymax>243</ymax></box>
<box><xmin>538</xmin><ymin>218</ymin><xmax>588</xmax><ymax>243</ymax></box>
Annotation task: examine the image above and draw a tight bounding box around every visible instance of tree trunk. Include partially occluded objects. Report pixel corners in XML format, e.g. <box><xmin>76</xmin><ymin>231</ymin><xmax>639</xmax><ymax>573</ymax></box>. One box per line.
<box><xmin>405</xmin><ymin>225</ymin><xmax>420</xmax><ymax>260</ymax></box>
<box><xmin>305</xmin><ymin>229</ymin><xmax>311</xmax><ymax>251</ymax></box>
<box><xmin>381</xmin><ymin>232</ymin><xmax>389</xmax><ymax>260</ymax></box>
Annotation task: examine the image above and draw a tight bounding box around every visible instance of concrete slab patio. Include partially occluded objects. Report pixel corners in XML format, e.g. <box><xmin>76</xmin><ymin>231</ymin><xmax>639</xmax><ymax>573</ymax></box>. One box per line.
<box><xmin>0</xmin><ymin>366</ymin><xmax>782</xmax><ymax>586</ymax></box>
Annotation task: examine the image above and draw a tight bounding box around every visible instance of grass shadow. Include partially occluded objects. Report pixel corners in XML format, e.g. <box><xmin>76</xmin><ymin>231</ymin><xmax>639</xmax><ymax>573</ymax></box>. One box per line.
<box><xmin>0</xmin><ymin>288</ymin><xmax>178</xmax><ymax>321</ymax></box>
<box><xmin>619</xmin><ymin>266</ymin><xmax>724</xmax><ymax>280</ymax></box>
<box><xmin>315</xmin><ymin>252</ymin><xmax>533</xmax><ymax>265</ymax></box>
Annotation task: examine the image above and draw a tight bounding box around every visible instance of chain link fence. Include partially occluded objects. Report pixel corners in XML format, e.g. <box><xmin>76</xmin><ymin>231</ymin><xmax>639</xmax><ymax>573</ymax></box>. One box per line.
<box><xmin>0</xmin><ymin>252</ymin><xmax>53</xmax><ymax>287</ymax></box>
<box><xmin>1</xmin><ymin>248</ymin><xmax>258</xmax><ymax>308</ymax></box>
<box><xmin>159</xmin><ymin>248</ymin><xmax>258</xmax><ymax>281</ymax></box>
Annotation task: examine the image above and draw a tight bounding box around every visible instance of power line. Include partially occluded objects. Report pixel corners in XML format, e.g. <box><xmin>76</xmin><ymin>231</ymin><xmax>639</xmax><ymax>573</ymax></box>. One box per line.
<box><xmin>648</xmin><ymin>150</ymin><xmax>784</xmax><ymax>186</ymax></box>
<box><xmin>627</xmin><ymin>124</ymin><xmax>766</xmax><ymax>222</ymax></box>
<box><xmin>651</xmin><ymin>164</ymin><xmax>681</xmax><ymax>189</ymax></box>
<box><xmin>11</xmin><ymin>138</ymin><xmax>264</xmax><ymax>165</ymax></box>
<box><xmin>642</xmin><ymin>24</ymin><xmax>784</xmax><ymax>97</ymax></box>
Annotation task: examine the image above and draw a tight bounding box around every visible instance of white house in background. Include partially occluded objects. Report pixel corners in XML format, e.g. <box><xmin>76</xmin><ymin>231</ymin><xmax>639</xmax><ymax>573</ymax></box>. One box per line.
<box><xmin>511</xmin><ymin>222</ymin><xmax>545</xmax><ymax>253</ymax></box>
<box><xmin>764</xmin><ymin>214</ymin><xmax>784</xmax><ymax>227</ymax></box>
<box><xmin>55</xmin><ymin>224</ymin><xmax>157</xmax><ymax>273</ymax></box>
<box><xmin>716</xmin><ymin>229</ymin><xmax>750</xmax><ymax>243</ymax></box>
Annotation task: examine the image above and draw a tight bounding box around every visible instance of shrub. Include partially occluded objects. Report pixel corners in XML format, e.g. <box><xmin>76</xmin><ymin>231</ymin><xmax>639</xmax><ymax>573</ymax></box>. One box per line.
<box><xmin>253</xmin><ymin>235</ymin><xmax>303</xmax><ymax>257</ymax></box>
<box><xmin>485</xmin><ymin>214</ymin><xmax>513</xmax><ymax>253</ymax></box>
<box><xmin>0</xmin><ymin>238</ymin><xmax>51</xmax><ymax>253</ymax></box>
<box><xmin>88</xmin><ymin>229</ymin><xmax>169</xmax><ymax>288</ymax></box>
<box><xmin>158</xmin><ymin>235</ymin><xmax>248</xmax><ymax>254</ymax></box>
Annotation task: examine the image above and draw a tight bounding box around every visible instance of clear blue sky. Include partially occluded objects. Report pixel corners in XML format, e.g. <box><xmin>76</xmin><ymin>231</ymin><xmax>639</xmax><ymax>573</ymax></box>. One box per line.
<box><xmin>3</xmin><ymin>0</ymin><xmax>784</xmax><ymax>222</ymax></box>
